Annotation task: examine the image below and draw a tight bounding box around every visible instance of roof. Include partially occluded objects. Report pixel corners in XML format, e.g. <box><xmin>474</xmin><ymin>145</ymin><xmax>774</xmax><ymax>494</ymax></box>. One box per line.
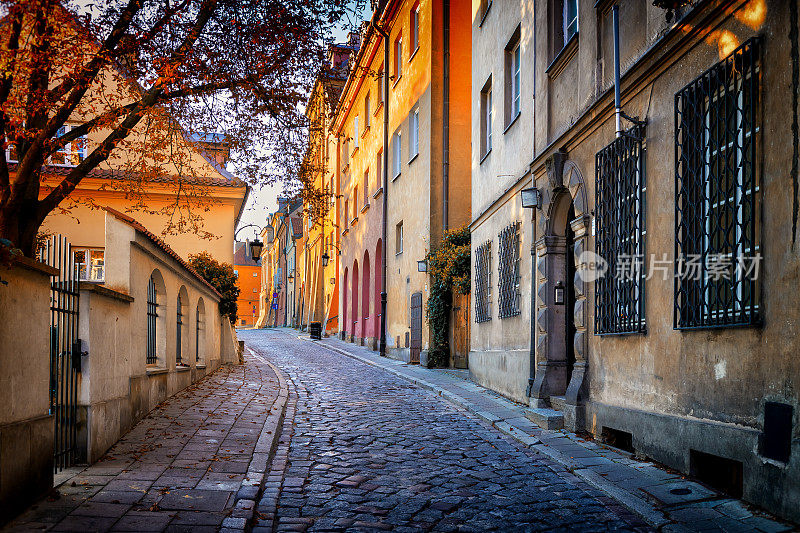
<box><xmin>103</xmin><ymin>207</ymin><xmax>222</xmax><ymax>298</ymax></box>
<box><xmin>233</xmin><ymin>241</ymin><xmax>260</xmax><ymax>266</ymax></box>
<box><xmin>290</xmin><ymin>216</ymin><xmax>304</xmax><ymax>239</ymax></box>
<box><xmin>20</xmin><ymin>162</ymin><xmax>246</xmax><ymax>188</ymax></box>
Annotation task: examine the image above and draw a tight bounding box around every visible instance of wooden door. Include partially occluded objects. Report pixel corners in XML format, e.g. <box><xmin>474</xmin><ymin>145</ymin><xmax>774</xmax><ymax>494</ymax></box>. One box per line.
<box><xmin>410</xmin><ymin>292</ymin><xmax>422</xmax><ymax>364</ymax></box>
<box><xmin>451</xmin><ymin>292</ymin><xmax>470</xmax><ymax>369</ymax></box>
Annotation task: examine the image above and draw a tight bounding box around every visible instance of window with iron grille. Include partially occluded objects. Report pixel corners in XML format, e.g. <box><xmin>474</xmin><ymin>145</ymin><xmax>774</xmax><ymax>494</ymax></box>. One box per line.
<box><xmin>675</xmin><ymin>38</ymin><xmax>760</xmax><ymax>329</ymax></box>
<box><xmin>146</xmin><ymin>277</ymin><xmax>158</xmax><ymax>365</ymax></box>
<box><xmin>498</xmin><ymin>222</ymin><xmax>521</xmax><ymax>318</ymax></box>
<box><xmin>474</xmin><ymin>240</ymin><xmax>492</xmax><ymax>323</ymax></box>
<box><xmin>595</xmin><ymin>123</ymin><xmax>646</xmax><ymax>334</ymax></box>
<box><xmin>176</xmin><ymin>295</ymin><xmax>183</xmax><ymax>364</ymax></box>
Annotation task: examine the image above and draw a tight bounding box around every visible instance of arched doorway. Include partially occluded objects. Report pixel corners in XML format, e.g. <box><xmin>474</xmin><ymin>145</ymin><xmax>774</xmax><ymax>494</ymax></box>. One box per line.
<box><xmin>351</xmin><ymin>260</ymin><xmax>359</xmax><ymax>342</ymax></box>
<box><xmin>342</xmin><ymin>268</ymin><xmax>348</xmax><ymax>339</ymax></box>
<box><xmin>362</xmin><ymin>251</ymin><xmax>371</xmax><ymax>347</ymax></box>
<box><xmin>530</xmin><ymin>154</ymin><xmax>591</xmax><ymax>431</ymax></box>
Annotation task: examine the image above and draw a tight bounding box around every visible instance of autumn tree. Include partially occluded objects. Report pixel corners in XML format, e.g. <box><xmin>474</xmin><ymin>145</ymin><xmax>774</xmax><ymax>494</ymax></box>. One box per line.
<box><xmin>188</xmin><ymin>250</ymin><xmax>239</xmax><ymax>323</ymax></box>
<box><xmin>0</xmin><ymin>0</ymin><xmax>364</xmax><ymax>256</ymax></box>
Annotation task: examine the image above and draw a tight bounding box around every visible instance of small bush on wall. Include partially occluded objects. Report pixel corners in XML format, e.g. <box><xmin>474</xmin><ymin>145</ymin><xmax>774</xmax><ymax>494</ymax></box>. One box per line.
<box><xmin>425</xmin><ymin>226</ymin><xmax>470</xmax><ymax>368</ymax></box>
<box><xmin>188</xmin><ymin>252</ymin><xmax>240</xmax><ymax>324</ymax></box>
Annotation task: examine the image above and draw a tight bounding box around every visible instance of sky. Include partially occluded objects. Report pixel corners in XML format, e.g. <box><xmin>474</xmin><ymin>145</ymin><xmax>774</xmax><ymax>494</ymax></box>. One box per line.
<box><xmin>235</xmin><ymin>1</ymin><xmax>372</xmax><ymax>240</ymax></box>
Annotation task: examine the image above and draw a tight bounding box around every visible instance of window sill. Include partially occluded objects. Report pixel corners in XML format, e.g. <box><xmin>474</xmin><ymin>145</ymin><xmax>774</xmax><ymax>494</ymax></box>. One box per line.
<box><xmin>392</xmin><ymin>172</ymin><xmax>401</xmax><ymax>182</ymax></box>
<box><xmin>360</xmin><ymin>203</ymin><xmax>370</xmax><ymax>214</ymax></box>
<box><xmin>361</xmin><ymin>126</ymin><xmax>370</xmax><ymax>138</ymax></box>
<box><xmin>342</xmin><ymin>163</ymin><xmax>350</xmax><ymax>173</ymax></box>
<box><xmin>480</xmin><ymin>148</ymin><xmax>492</xmax><ymax>164</ymax></box>
<box><xmin>351</xmin><ymin>216</ymin><xmax>358</xmax><ymax>226</ymax></box>
<box><xmin>409</xmin><ymin>47</ymin><xmax>419</xmax><ymax>62</ymax></box>
<box><xmin>478</xmin><ymin>2</ymin><xmax>492</xmax><ymax>27</ymax></box>
<box><xmin>196</xmin><ymin>363</ymin><xmax>206</xmax><ymax>369</ymax></box>
<box><xmin>503</xmin><ymin>112</ymin><xmax>521</xmax><ymax>134</ymax></box>
<box><xmin>373</xmin><ymin>187</ymin><xmax>383</xmax><ymax>199</ymax></box>
<box><xmin>374</xmin><ymin>102</ymin><xmax>384</xmax><ymax>117</ymax></box>
<box><xmin>342</xmin><ymin>228</ymin><xmax>349</xmax><ymax>236</ymax></box>
<box><xmin>176</xmin><ymin>365</ymin><xmax>191</xmax><ymax>372</ymax></box>
<box><xmin>396</xmin><ymin>251</ymin><xmax>403</xmax><ymax>256</ymax></box>
<box><xmin>146</xmin><ymin>367</ymin><xmax>168</xmax><ymax>376</ymax></box>
<box><xmin>351</xmin><ymin>146</ymin><xmax>359</xmax><ymax>157</ymax></box>
<box><xmin>546</xmin><ymin>32</ymin><xmax>579</xmax><ymax>79</ymax></box>
<box><xmin>392</xmin><ymin>75</ymin><xmax>402</xmax><ymax>88</ymax></box>
<box><xmin>408</xmin><ymin>152</ymin><xmax>419</xmax><ymax>165</ymax></box>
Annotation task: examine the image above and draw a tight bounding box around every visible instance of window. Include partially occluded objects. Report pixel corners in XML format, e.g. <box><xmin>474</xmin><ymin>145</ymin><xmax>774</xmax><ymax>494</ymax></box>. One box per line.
<box><xmin>409</xmin><ymin>108</ymin><xmax>419</xmax><ymax>160</ymax></box>
<box><xmin>392</xmin><ymin>130</ymin><xmax>402</xmax><ymax>178</ymax></box>
<box><xmin>176</xmin><ymin>295</ymin><xmax>184</xmax><ymax>364</ymax></box>
<box><xmin>253</xmin><ymin>272</ymin><xmax>258</xmax><ymax>277</ymax></box>
<box><xmin>563</xmin><ymin>0</ymin><xmax>578</xmax><ymax>44</ymax></box>
<box><xmin>505</xmin><ymin>30</ymin><xmax>521</xmax><ymax>126</ymax></box>
<box><xmin>378</xmin><ymin>64</ymin><xmax>384</xmax><ymax>105</ymax></box>
<box><xmin>396</xmin><ymin>221</ymin><xmax>404</xmax><ymax>254</ymax></box>
<box><xmin>675</xmin><ymin>38</ymin><xmax>760</xmax><ymax>329</ymax></box>
<box><xmin>365</xmin><ymin>93</ymin><xmax>371</xmax><ymax>128</ymax></box>
<box><xmin>146</xmin><ymin>277</ymin><xmax>158</xmax><ymax>365</ymax></box>
<box><xmin>364</xmin><ymin>169</ymin><xmax>369</xmax><ymax>205</ymax></box>
<box><xmin>342</xmin><ymin>138</ymin><xmax>350</xmax><ymax>168</ymax></box>
<box><xmin>498</xmin><ymin>223</ymin><xmax>521</xmax><ymax>318</ymax></box>
<box><xmin>344</xmin><ymin>199</ymin><xmax>349</xmax><ymax>229</ymax></box>
<box><xmin>394</xmin><ymin>35</ymin><xmax>403</xmax><ymax>81</ymax></box>
<box><xmin>73</xmin><ymin>248</ymin><xmax>105</xmax><ymax>281</ymax></box>
<box><xmin>50</xmin><ymin>125</ymin><xmax>87</xmax><ymax>166</ymax></box>
<box><xmin>480</xmin><ymin>77</ymin><xmax>493</xmax><ymax>158</ymax></box>
<box><xmin>376</xmin><ymin>149</ymin><xmax>383</xmax><ymax>189</ymax></box>
<box><xmin>353</xmin><ymin>116</ymin><xmax>359</xmax><ymax>149</ymax></box>
<box><xmin>253</xmin><ymin>288</ymin><xmax>258</xmax><ymax>293</ymax></box>
<box><xmin>475</xmin><ymin>240</ymin><xmax>492</xmax><ymax>323</ymax></box>
<box><xmin>353</xmin><ymin>186</ymin><xmax>358</xmax><ymax>218</ymax></box>
<box><xmin>479</xmin><ymin>0</ymin><xmax>493</xmax><ymax>24</ymax></box>
<box><xmin>234</xmin><ymin>269</ymin><xmax>239</xmax><ymax>277</ymax></box>
<box><xmin>595</xmin><ymin>124</ymin><xmax>647</xmax><ymax>334</ymax></box>
<box><xmin>195</xmin><ymin>303</ymin><xmax>204</xmax><ymax>362</ymax></box>
<box><xmin>410</xmin><ymin>4</ymin><xmax>420</xmax><ymax>54</ymax></box>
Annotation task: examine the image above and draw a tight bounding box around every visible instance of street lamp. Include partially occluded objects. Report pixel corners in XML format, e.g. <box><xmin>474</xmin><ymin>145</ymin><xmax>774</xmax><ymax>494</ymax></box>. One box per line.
<box><xmin>287</xmin><ymin>272</ymin><xmax>294</xmax><ymax>283</ymax></box>
<box><xmin>321</xmin><ymin>252</ymin><xmax>330</xmax><ymax>267</ymax></box>
<box><xmin>249</xmin><ymin>238</ymin><xmax>263</xmax><ymax>262</ymax></box>
<box><xmin>520</xmin><ymin>187</ymin><xmax>541</xmax><ymax>209</ymax></box>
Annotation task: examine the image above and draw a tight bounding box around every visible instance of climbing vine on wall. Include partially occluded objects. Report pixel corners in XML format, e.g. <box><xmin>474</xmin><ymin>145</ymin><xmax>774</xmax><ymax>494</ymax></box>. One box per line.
<box><xmin>425</xmin><ymin>226</ymin><xmax>471</xmax><ymax>368</ymax></box>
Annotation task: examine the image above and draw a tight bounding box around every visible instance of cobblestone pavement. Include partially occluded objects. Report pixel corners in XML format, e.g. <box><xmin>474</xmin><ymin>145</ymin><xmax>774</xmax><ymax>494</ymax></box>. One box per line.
<box><xmin>4</xmin><ymin>357</ymin><xmax>283</xmax><ymax>533</ymax></box>
<box><xmin>240</xmin><ymin>329</ymin><xmax>651</xmax><ymax>532</ymax></box>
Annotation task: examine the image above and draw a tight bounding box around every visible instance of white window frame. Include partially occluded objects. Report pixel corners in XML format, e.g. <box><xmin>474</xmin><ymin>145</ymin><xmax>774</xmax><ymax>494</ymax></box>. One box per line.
<box><xmin>409</xmin><ymin>108</ymin><xmax>419</xmax><ymax>160</ymax></box>
<box><xmin>73</xmin><ymin>247</ymin><xmax>105</xmax><ymax>282</ymax></box>
<box><xmin>511</xmin><ymin>43</ymin><xmax>521</xmax><ymax>118</ymax></box>
<box><xmin>393</xmin><ymin>130</ymin><xmax>402</xmax><ymax>178</ymax></box>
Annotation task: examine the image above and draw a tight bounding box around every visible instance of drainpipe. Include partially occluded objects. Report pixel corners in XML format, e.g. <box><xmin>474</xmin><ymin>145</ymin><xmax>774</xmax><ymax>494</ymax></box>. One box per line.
<box><xmin>372</xmin><ymin>16</ymin><xmax>390</xmax><ymax>358</ymax></box>
<box><xmin>442</xmin><ymin>0</ymin><xmax>450</xmax><ymax>233</ymax></box>
<box><xmin>613</xmin><ymin>3</ymin><xmax>622</xmax><ymax>137</ymax></box>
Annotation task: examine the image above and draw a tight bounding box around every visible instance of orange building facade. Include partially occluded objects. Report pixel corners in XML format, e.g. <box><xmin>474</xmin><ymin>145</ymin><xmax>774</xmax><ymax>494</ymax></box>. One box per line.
<box><xmin>233</xmin><ymin>242</ymin><xmax>261</xmax><ymax>328</ymax></box>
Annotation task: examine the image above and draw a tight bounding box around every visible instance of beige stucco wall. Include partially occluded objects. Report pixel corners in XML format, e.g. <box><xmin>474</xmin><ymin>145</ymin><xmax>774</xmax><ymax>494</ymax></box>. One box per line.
<box><xmin>468</xmin><ymin>0</ymin><xmax>536</xmax><ymax>401</ymax></box>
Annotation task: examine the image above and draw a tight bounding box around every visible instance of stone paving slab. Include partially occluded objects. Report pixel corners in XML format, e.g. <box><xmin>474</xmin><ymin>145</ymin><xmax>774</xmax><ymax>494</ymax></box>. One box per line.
<box><xmin>4</xmin><ymin>354</ymin><xmax>287</xmax><ymax>533</ymax></box>
<box><xmin>285</xmin><ymin>329</ymin><xmax>796</xmax><ymax>532</ymax></box>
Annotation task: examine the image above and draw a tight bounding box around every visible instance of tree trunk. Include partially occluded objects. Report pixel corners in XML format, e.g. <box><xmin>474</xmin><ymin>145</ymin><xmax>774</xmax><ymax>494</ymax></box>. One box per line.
<box><xmin>0</xmin><ymin>196</ymin><xmax>45</xmax><ymax>257</ymax></box>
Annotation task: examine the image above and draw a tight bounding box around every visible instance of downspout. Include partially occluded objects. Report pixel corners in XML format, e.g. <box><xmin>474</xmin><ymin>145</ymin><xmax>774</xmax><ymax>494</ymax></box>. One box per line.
<box><xmin>372</xmin><ymin>16</ymin><xmax>390</xmax><ymax>358</ymax></box>
<box><xmin>442</xmin><ymin>0</ymin><xmax>450</xmax><ymax>232</ymax></box>
<box><xmin>527</xmin><ymin>0</ymin><xmax>537</xmax><ymax>398</ymax></box>
<box><xmin>613</xmin><ymin>3</ymin><xmax>622</xmax><ymax>137</ymax></box>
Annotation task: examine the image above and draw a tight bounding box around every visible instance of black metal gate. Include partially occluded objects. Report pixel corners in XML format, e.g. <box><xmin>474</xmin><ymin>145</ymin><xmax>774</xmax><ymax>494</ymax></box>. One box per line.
<box><xmin>410</xmin><ymin>292</ymin><xmax>422</xmax><ymax>364</ymax></box>
<box><xmin>40</xmin><ymin>235</ymin><xmax>81</xmax><ymax>472</ymax></box>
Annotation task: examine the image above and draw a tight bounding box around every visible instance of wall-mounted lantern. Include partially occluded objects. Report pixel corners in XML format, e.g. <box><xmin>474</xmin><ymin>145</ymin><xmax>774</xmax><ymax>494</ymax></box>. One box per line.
<box><xmin>554</xmin><ymin>281</ymin><xmax>565</xmax><ymax>305</ymax></box>
<box><xmin>287</xmin><ymin>272</ymin><xmax>294</xmax><ymax>283</ymax></box>
<box><xmin>249</xmin><ymin>239</ymin><xmax>264</xmax><ymax>262</ymax></box>
<box><xmin>417</xmin><ymin>259</ymin><xmax>427</xmax><ymax>272</ymax></box>
<box><xmin>520</xmin><ymin>187</ymin><xmax>541</xmax><ymax>210</ymax></box>
<box><xmin>652</xmin><ymin>0</ymin><xmax>691</xmax><ymax>22</ymax></box>
<box><xmin>321</xmin><ymin>252</ymin><xmax>330</xmax><ymax>267</ymax></box>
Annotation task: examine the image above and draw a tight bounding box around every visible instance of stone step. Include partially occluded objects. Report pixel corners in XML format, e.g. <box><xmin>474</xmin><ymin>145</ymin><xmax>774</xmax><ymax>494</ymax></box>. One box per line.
<box><xmin>549</xmin><ymin>395</ymin><xmax>567</xmax><ymax>412</ymax></box>
<box><xmin>523</xmin><ymin>407</ymin><xmax>564</xmax><ymax>430</ymax></box>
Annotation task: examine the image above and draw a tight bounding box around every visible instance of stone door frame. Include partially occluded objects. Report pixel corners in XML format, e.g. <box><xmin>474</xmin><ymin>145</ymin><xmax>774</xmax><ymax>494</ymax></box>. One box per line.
<box><xmin>529</xmin><ymin>151</ymin><xmax>591</xmax><ymax>431</ymax></box>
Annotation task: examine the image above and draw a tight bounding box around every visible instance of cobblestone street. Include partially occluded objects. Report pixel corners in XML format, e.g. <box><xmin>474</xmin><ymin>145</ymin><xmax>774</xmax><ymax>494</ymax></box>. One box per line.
<box><xmin>241</xmin><ymin>329</ymin><xmax>650</xmax><ymax>532</ymax></box>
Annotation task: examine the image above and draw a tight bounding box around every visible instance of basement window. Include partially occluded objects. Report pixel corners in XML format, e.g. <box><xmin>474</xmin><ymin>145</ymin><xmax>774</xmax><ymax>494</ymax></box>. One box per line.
<box><xmin>601</xmin><ymin>427</ymin><xmax>634</xmax><ymax>453</ymax></box>
<box><xmin>690</xmin><ymin>449</ymin><xmax>743</xmax><ymax>498</ymax></box>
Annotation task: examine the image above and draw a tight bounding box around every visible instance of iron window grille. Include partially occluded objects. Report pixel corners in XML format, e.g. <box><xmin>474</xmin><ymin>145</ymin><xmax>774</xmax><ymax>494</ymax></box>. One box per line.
<box><xmin>595</xmin><ymin>123</ymin><xmax>647</xmax><ymax>334</ymax></box>
<box><xmin>475</xmin><ymin>240</ymin><xmax>492</xmax><ymax>323</ymax></box>
<box><xmin>195</xmin><ymin>306</ymin><xmax>202</xmax><ymax>362</ymax></box>
<box><xmin>674</xmin><ymin>37</ymin><xmax>761</xmax><ymax>329</ymax></box>
<box><xmin>146</xmin><ymin>277</ymin><xmax>158</xmax><ymax>364</ymax></box>
<box><xmin>176</xmin><ymin>295</ymin><xmax>183</xmax><ymax>364</ymax></box>
<box><xmin>498</xmin><ymin>222</ymin><xmax>521</xmax><ymax>318</ymax></box>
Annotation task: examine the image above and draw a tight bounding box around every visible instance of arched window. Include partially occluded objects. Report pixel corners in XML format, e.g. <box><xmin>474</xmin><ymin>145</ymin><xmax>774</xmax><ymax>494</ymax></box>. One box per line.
<box><xmin>147</xmin><ymin>277</ymin><xmax>158</xmax><ymax>364</ymax></box>
<box><xmin>176</xmin><ymin>294</ymin><xmax>183</xmax><ymax>364</ymax></box>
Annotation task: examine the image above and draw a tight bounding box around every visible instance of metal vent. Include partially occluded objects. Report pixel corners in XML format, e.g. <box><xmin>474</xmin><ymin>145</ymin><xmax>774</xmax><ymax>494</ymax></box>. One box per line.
<box><xmin>474</xmin><ymin>240</ymin><xmax>492</xmax><ymax>323</ymax></box>
<box><xmin>675</xmin><ymin>38</ymin><xmax>761</xmax><ymax>329</ymax></box>
<box><xmin>498</xmin><ymin>222</ymin><xmax>521</xmax><ymax>318</ymax></box>
<box><xmin>595</xmin><ymin>123</ymin><xmax>647</xmax><ymax>334</ymax></box>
